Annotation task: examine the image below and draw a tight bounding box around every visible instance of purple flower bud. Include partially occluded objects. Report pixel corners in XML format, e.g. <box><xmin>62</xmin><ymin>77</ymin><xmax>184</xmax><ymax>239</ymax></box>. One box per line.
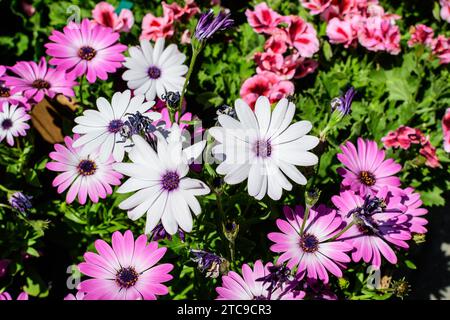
<box><xmin>190</xmin><ymin>249</ymin><xmax>227</xmax><ymax>278</ymax></box>
<box><xmin>195</xmin><ymin>10</ymin><xmax>234</xmax><ymax>41</ymax></box>
<box><xmin>331</xmin><ymin>87</ymin><xmax>356</xmax><ymax>116</ymax></box>
<box><xmin>150</xmin><ymin>223</ymin><xmax>185</xmax><ymax>242</ymax></box>
<box><xmin>8</xmin><ymin>192</ymin><xmax>32</xmax><ymax>213</ymax></box>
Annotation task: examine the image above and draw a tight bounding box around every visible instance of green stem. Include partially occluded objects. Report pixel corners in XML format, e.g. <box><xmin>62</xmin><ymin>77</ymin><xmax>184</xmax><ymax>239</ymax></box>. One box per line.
<box><xmin>178</xmin><ymin>42</ymin><xmax>203</xmax><ymax>119</ymax></box>
<box><xmin>0</xmin><ymin>184</ymin><xmax>12</xmax><ymax>193</ymax></box>
<box><xmin>79</xmin><ymin>75</ymin><xmax>85</xmax><ymax>106</ymax></box>
<box><xmin>300</xmin><ymin>205</ymin><xmax>310</xmax><ymax>235</ymax></box>
<box><xmin>0</xmin><ymin>203</ymin><xmax>12</xmax><ymax>209</ymax></box>
<box><xmin>326</xmin><ymin>220</ymin><xmax>356</xmax><ymax>242</ymax></box>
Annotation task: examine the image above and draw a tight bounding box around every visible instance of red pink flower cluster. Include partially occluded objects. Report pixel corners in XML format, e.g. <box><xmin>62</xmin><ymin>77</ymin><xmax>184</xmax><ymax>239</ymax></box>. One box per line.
<box><xmin>140</xmin><ymin>0</ymin><xmax>200</xmax><ymax>41</ymax></box>
<box><xmin>92</xmin><ymin>1</ymin><xmax>134</xmax><ymax>33</ymax></box>
<box><xmin>408</xmin><ymin>24</ymin><xmax>450</xmax><ymax>65</ymax></box>
<box><xmin>382</xmin><ymin>126</ymin><xmax>441</xmax><ymax>168</ymax></box>
<box><xmin>241</xmin><ymin>3</ymin><xmax>319</xmax><ymax>108</ymax></box>
<box><xmin>301</xmin><ymin>0</ymin><xmax>401</xmax><ymax>54</ymax></box>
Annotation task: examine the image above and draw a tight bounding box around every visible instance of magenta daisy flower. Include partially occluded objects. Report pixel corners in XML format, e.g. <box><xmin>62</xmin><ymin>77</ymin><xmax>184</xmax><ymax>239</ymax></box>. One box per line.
<box><xmin>331</xmin><ymin>188</ymin><xmax>412</xmax><ymax>268</ymax></box>
<box><xmin>2</xmin><ymin>57</ymin><xmax>77</xmax><ymax>104</ymax></box>
<box><xmin>337</xmin><ymin>138</ymin><xmax>402</xmax><ymax>196</ymax></box>
<box><xmin>268</xmin><ymin>205</ymin><xmax>352</xmax><ymax>283</ymax></box>
<box><xmin>46</xmin><ymin>134</ymin><xmax>122</xmax><ymax>205</ymax></box>
<box><xmin>78</xmin><ymin>230</ymin><xmax>173</xmax><ymax>300</ymax></box>
<box><xmin>0</xmin><ymin>103</ymin><xmax>30</xmax><ymax>146</ymax></box>
<box><xmin>215</xmin><ymin>260</ymin><xmax>304</xmax><ymax>300</ymax></box>
<box><xmin>45</xmin><ymin>18</ymin><xmax>127</xmax><ymax>83</ymax></box>
<box><xmin>0</xmin><ymin>65</ymin><xmax>28</xmax><ymax>110</ymax></box>
<box><xmin>400</xmin><ymin>187</ymin><xmax>428</xmax><ymax>234</ymax></box>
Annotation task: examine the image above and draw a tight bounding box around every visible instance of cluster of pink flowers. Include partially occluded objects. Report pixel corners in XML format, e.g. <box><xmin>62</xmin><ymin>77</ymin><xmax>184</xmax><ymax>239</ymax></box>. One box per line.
<box><xmin>140</xmin><ymin>0</ymin><xmax>200</xmax><ymax>42</ymax></box>
<box><xmin>301</xmin><ymin>0</ymin><xmax>401</xmax><ymax>54</ymax></box>
<box><xmin>382</xmin><ymin>126</ymin><xmax>441</xmax><ymax>168</ymax></box>
<box><xmin>241</xmin><ymin>2</ymin><xmax>319</xmax><ymax>108</ymax></box>
<box><xmin>92</xmin><ymin>1</ymin><xmax>134</xmax><ymax>33</ymax></box>
<box><xmin>264</xmin><ymin>137</ymin><xmax>428</xmax><ymax>286</ymax></box>
<box><xmin>408</xmin><ymin>24</ymin><xmax>450</xmax><ymax>65</ymax></box>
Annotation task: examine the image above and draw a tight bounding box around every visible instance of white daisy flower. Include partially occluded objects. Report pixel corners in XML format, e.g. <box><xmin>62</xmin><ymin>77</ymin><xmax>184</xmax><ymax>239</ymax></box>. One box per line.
<box><xmin>122</xmin><ymin>38</ymin><xmax>188</xmax><ymax>101</ymax></box>
<box><xmin>113</xmin><ymin>124</ymin><xmax>210</xmax><ymax>235</ymax></box>
<box><xmin>0</xmin><ymin>102</ymin><xmax>30</xmax><ymax>146</ymax></box>
<box><xmin>209</xmin><ymin>96</ymin><xmax>319</xmax><ymax>201</ymax></box>
<box><xmin>72</xmin><ymin>90</ymin><xmax>160</xmax><ymax>162</ymax></box>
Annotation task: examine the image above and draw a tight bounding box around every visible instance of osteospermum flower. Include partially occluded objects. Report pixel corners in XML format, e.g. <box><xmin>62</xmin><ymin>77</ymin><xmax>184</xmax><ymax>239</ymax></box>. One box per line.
<box><xmin>122</xmin><ymin>38</ymin><xmax>187</xmax><ymax>101</ymax></box>
<box><xmin>0</xmin><ymin>103</ymin><xmax>30</xmax><ymax>146</ymax></box>
<box><xmin>268</xmin><ymin>205</ymin><xmax>352</xmax><ymax>283</ymax></box>
<box><xmin>78</xmin><ymin>230</ymin><xmax>173</xmax><ymax>300</ymax></box>
<box><xmin>0</xmin><ymin>65</ymin><xmax>28</xmax><ymax>110</ymax></box>
<box><xmin>72</xmin><ymin>90</ymin><xmax>159</xmax><ymax>162</ymax></box>
<box><xmin>2</xmin><ymin>57</ymin><xmax>77</xmax><ymax>104</ymax></box>
<box><xmin>46</xmin><ymin>134</ymin><xmax>122</xmax><ymax>205</ymax></box>
<box><xmin>215</xmin><ymin>260</ymin><xmax>304</xmax><ymax>300</ymax></box>
<box><xmin>337</xmin><ymin>138</ymin><xmax>402</xmax><ymax>196</ymax></box>
<box><xmin>209</xmin><ymin>96</ymin><xmax>319</xmax><ymax>200</ymax></box>
<box><xmin>45</xmin><ymin>18</ymin><xmax>127</xmax><ymax>83</ymax></box>
<box><xmin>194</xmin><ymin>10</ymin><xmax>234</xmax><ymax>41</ymax></box>
<box><xmin>332</xmin><ymin>189</ymin><xmax>412</xmax><ymax>268</ymax></box>
<box><xmin>0</xmin><ymin>292</ymin><xmax>28</xmax><ymax>300</ymax></box>
<box><xmin>113</xmin><ymin>125</ymin><xmax>210</xmax><ymax>234</ymax></box>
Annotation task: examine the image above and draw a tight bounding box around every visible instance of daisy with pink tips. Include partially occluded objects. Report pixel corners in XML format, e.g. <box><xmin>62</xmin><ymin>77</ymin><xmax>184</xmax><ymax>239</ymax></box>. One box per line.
<box><xmin>45</xmin><ymin>18</ymin><xmax>127</xmax><ymax>83</ymax></box>
<box><xmin>0</xmin><ymin>103</ymin><xmax>30</xmax><ymax>146</ymax></box>
<box><xmin>216</xmin><ymin>260</ymin><xmax>304</xmax><ymax>300</ymax></box>
<box><xmin>46</xmin><ymin>134</ymin><xmax>122</xmax><ymax>205</ymax></box>
<box><xmin>332</xmin><ymin>188</ymin><xmax>412</xmax><ymax>268</ymax></box>
<box><xmin>78</xmin><ymin>230</ymin><xmax>173</xmax><ymax>300</ymax></box>
<box><xmin>337</xmin><ymin>138</ymin><xmax>402</xmax><ymax>196</ymax></box>
<box><xmin>0</xmin><ymin>66</ymin><xmax>28</xmax><ymax>110</ymax></box>
<box><xmin>2</xmin><ymin>57</ymin><xmax>77</xmax><ymax>104</ymax></box>
<box><xmin>268</xmin><ymin>205</ymin><xmax>352</xmax><ymax>283</ymax></box>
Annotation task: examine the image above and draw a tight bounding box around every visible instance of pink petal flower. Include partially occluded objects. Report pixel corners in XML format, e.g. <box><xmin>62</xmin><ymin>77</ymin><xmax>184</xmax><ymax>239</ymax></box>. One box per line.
<box><xmin>245</xmin><ymin>2</ymin><xmax>285</xmax><ymax>34</ymax></box>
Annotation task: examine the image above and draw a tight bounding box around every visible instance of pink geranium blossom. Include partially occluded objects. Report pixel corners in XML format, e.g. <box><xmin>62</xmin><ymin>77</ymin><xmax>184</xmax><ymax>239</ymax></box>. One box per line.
<box><xmin>78</xmin><ymin>230</ymin><xmax>173</xmax><ymax>300</ymax></box>
<box><xmin>216</xmin><ymin>260</ymin><xmax>304</xmax><ymax>300</ymax></box>
<box><xmin>419</xmin><ymin>138</ymin><xmax>440</xmax><ymax>168</ymax></box>
<box><xmin>92</xmin><ymin>2</ymin><xmax>134</xmax><ymax>33</ymax></box>
<box><xmin>268</xmin><ymin>205</ymin><xmax>352</xmax><ymax>283</ymax></box>
<box><xmin>46</xmin><ymin>134</ymin><xmax>122</xmax><ymax>205</ymax></box>
<box><xmin>240</xmin><ymin>72</ymin><xmax>294</xmax><ymax>109</ymax></box>
<box><xmin>294</xmin><ymin>58</ymin><xmax>319</xmax><ymax>79</ymax></box>
<box><xmin>408</xmin><ymin>24</ymin><xmax>434</xmax><ymax>47</ymax></box>
<box><xmin>358</xmin><ymin>17</ymin><xmax>401</xmax><ymax>55</ymax></box>
<box><xmin>141</xmin><ymin>10</ymin><xmax>175</xmax><ymax>41</ymax></box>
<box><xmin>245</xmin><ymin>2</ymin><xmax>285</xmax><ymax>34</ymax></box>
<box><xmin>264</xmin><ymin>34</ymin><xmax>288</xmax><ymax>54</ymax></box>
<box><xmin>443</xmin><ymin>108</ymin><xmax>450</xmax><ymax>152</ymax></box>
<box><xmin>284</xmin><ymin>16</ymin><xmax>320</xmax><ymax>58</ymax></box>
<box><xmin>381</xmin><ymin>126</ymin><xmax>425</xmax><ymax>150</ymax></box>
<box><xmin>255</xmin><ymin>52</ymin><xmax>303</xmax><ymax>80</ymax></box>
<box><xmin>301</xmin><ymin>0</ymin><xmax>333</xmax><ymax>15</ymax></box>
<box><xmin>337</xmin><ymin>138</ymin><xmax>402</xmax><ymax>196</ymax></box>
<box><xmin>326</xmin><ymin>17</ymin><xmax>358</xmax><ymax>48</ymax></box>
<box><xmin>45</xmin><ymin>18</ymin><xmax>127</xmax><ymax>83</ymax></box>
<box><xmin>3</xmin><ymin>58</ymin><xmax>77</xmax><ymax>104</ymax></box>
<box><xmin>332</xmin><ymin>188</ymin><xmax>412</xmax><ymax>268</ymax></box>
<box><xmin>431</xmin><ymin>35</ymin><xmax>450</xmax><ymax>65</ymax></box>
<box><xmin>163</xmin><ymin>0</ymin><xmax>200</xmax><ymax>22</ymax></box>
<box><xmin>440</xmin><ymin>0</ymin><xmax>450</xmax><ymax>23</ymax></box>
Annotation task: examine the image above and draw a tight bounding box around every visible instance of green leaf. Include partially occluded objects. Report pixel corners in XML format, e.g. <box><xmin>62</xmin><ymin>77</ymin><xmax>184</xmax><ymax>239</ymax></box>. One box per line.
<box><xmin>419</xmin><ymin>186</ymin><xmax>445</xmax><ymax>207</ymax></box>
<box><xmin>405</xmin><ymin>260</ymin><xmax>417</xmax><ymax>270</ymax></box>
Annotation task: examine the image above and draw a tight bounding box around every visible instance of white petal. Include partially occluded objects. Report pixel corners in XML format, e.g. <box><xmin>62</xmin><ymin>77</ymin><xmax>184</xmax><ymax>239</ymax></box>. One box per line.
<box><xmin>235</xmin><ymin>98</ymin><xmax>258</xmax><ymax>130</ymax></box>
<box><xmin>179</xmin><ymin>178</ymin><xmax>210</xmax><ymax>196</ymax></box>
<box><xmin>171</xmin><ymin>191</ymin><xmax>193</xmax><ymax>232</ymax></box>
<box><xmin>248</xmin><ymin>162</ymin><xmax>264</xmax><ymax>197</ymax></box>
<box><xmin>224</xmin><ymin>164</ymin><xmax>251</xmax><ymax>185</ymax></box>
<box><xmin>271</xmin><ymin>121</ymin><xmax>313</xmax><ymax>145</ymax></box>
<box><xmin>254</xmin><ymin>96</ymin><xmax>271</xmax><ymax>137</ymax></box>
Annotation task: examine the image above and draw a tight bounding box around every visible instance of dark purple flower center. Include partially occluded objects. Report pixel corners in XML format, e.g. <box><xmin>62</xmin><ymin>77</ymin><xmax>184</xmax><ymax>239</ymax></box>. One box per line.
<box><xmin>1</xmin><ymin>118</ymin><xmax>13</xmax><ymax>130</ymax></box>
<box><xmin>147</xmin><ymin>66</ymin><xmax>161</xmax><ymax>79</ymax></box>
<box><xmin>108</xmin><ymin>119</ymin><xmax>124</xmax><ymax>133</ymax></box>
<box><xmin>0</xmin><ymin>86</ymin><xmax>10</xmax><ymax>97</ymax></box>
<box><xmin>161</xmin><ymin>171</ymin><xmax>180</xmax><ymax>191</ymax></box>
<box><xmin>359</xmin><ymin>171</ymin><xmax>376</xmax><ymax>186</ymax></box>
<box><xmin>116</xmin><ymin>267</ymin><xmax>139</xmax><ymax>289</ymax></box>
<box><xmin>32</xmin><ymin>79</ymin><xmax>50</xmax><ymax>89</ymax></box>
<box><xmin>254</xmin><ymin>140</ymin><xmax>272</xmax><ymax>158</ymax></box>
<box><xmin>77</xmin><ymin>159</ymin><xmax>97</xmax><ymax>176</ymax></box>
<box><xmin>253</xmin><ymin>295</ymin><xmax>269</xmax><ymax>300</ymax></box>
<box><xmin>299</xmin><ymin>233</ymin><xmax>319</xmax><ymax>253</ymax></box>
<box><xmin>78</xmin><ymin>46</ymin><xmax>97</xmax><ymax>61</ymax></box>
